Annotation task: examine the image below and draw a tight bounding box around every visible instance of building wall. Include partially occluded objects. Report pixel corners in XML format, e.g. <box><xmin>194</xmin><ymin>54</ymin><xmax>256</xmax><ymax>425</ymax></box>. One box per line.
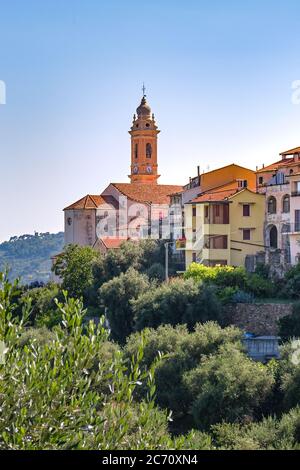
<box><xmin>69</xmin><ymin>184</ymin><xmax>172</xmax><ymax>243</ymax></box>
<box><xmin>289</xmin><ymin>233</ymin><xmax>300</xmax><ymax>264</ymax></box>
<box><xmin>264</xmin><ymin>183</ymin><xmax>291</xmax><ymax>257</ymax></box>
<box><xmin>185</xmin><ymin>203</ymin><xmax>231</xmax><ymax>267</ymax></box>
<box><xmin>181</xmin><ymin>164</ymin><xmax>257</xmax><ymax>205</ymax></box>
<box><xmin>257</xmin><ymin>159</ymin><xmax>300</xmax><ymax>191</ymax></box>
<box><xmin>229</xmin><ymin>190</ymin><xmax>265</xmax><ymax>266</ymax></box>
<box><xmin>64</xmin><ymin>209</ymin><xmax>96</xmax><ymax>247</ymax></box>
<box><xmin>288</xmin><ymin>174</ymin><xmax>300</xmax><ymax>264</ymax></box>
<box><xmin>184</xmin><ymin>190</ymin><xmax>265</xmax><ymax>269</ymax></box>
<box><xmin>200</xmin><ymin>165</ymin><xmax>256</xmax><ymax>192</ymax></box>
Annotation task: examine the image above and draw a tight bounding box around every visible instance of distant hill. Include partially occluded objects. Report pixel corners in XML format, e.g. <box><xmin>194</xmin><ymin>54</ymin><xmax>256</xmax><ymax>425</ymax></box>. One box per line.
<box><xmin>0</xmin><ymin>232</ymin><xmax>64</xmax><ymax>285</ymax></box>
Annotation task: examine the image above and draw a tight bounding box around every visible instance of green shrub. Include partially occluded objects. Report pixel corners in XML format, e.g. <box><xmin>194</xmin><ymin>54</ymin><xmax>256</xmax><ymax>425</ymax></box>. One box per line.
<box><xmin>102</xmin><ymin>240</ymin><xmax>164</xmax><ymax>281</ymax></box>
<box><xmin>174</xmin><ymin>430</ymin><xmax>213</xmax><ymax>450</ymax></box>
<box><xmin>185</xmin><ymin>263</ymin><xmax>278</xmax><ymax>300</ymax></box>
<box><xmin>183</xmin><ymin>343</ymin><xmax>275</xmax><ymax>430</ymax></box>
<box><xmin>34</xmin><ymin>308</ymin><xmax>63</xmax><ymax>328</ymax></box>
<box><xmin>184</xmin><ymin>263</ymin><xmax>248</xmax><ymax>289</ymax></box>
<box><xmin>133</xmin><ymin>278</ymin><xmax>221</xmax><ymax>332</ymax></box>
<box><xmin>146</xmin><ymin>262</ymin><xmax>165</xmax><ymax>281</ymax></box>
<box><xmin>18</xmin><ymin>326</ymin><xmax>55</xmax><ymax>347</ymax></box>
<box><xmin>211</xmin><ymin>422</ymin><xmax>260</xmax><ymax>450</ymax></box>
<box><xmin>125</xmin><ymin>323</ymin><xmax>243</xmax><ymax>426</ymax></box>
<box><xmin>279</xmin><ymin>342</ymin><xmax>300</xmax><ymax>411</ymax></box>
<box><xmin>99</xmin><ymin>268</ymin><xmax>150</xmax><ymax>344</ymax></box>
<box><xmin>212</xmin><ymin>407</ymin><xmax>300</xmax><ymax>450</ymax></box>
<box><xmin>231</xmin><ymin>290</ymin><xmax>255</xmax><ymax>304</ymax></box>
<box><xmin>281</xmin><ymin>368</ymin><xmax>300</xmax><ymax>411</ymax></box>
<box><xmin>217</xmin><ymin>286</ymin><xmax>238</xmax><ymax>305</ymax></box>
<box><xmin>282</xmin><ymin>264</ymin><xmax>300</xmax><ymax>299</ymax></box>
<box><xmin>246</xmin><ymin>273</ymin><xmax>275</xmax><ymax>298</ymax></box>
<box><xmin>255</xmin><ymin>263</ymin><xmax>270</xmax><ymax>279</ymax></box>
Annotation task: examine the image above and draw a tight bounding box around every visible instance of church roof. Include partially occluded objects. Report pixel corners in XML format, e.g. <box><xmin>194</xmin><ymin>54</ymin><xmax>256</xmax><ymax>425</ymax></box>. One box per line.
<box><xmin>110</xmin><ymin>183</ymin><xmax>183</xmax><ymax>205</ymax></box>
<box><xmin>64</xmin><ymin>183</ymin><xmax>183</xmax><ymax>211</ymax></box>
<box><xmin>136</xmin><ymin>95</ymin><xmax>151</xmax><ymax>118</ymax></box>
<box><xmin>64</xmin><ymin>194</ymin><xmax>106</xmax><ymax>210</ymax></box>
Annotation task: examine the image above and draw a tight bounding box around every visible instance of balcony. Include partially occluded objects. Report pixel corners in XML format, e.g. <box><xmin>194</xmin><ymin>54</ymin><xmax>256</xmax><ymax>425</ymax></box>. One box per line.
<box><xmin>204</xmin><ymin>204</ymin><xmax>230</xmax><ymax>225</ymax></box>
<box><xmin>291</xmin><ymin>191</ymin><xmax>300</xmax><ymax>197</ymax></box>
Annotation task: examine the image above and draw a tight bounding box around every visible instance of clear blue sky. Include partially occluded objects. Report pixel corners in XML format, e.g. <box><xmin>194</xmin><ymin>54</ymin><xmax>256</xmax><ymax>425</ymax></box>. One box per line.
<box><xmin>1</xmin><ymin>0</ymin><xmax>300</xmax><ymax>241</ymax></box>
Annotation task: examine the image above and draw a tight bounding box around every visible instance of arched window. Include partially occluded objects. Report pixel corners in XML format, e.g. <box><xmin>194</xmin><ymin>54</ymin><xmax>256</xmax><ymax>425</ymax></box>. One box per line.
<box><xmin>268</xmin><ymin>196</ymin><xmax>277</xmax><ymax>214</ymax></box>
<box><xmin>282</xmin><ymin>195</ymin><xmax>290</xmax><ymax>213</ymax></box>
<box><xmin>269</xmin><ymin>226</ymin><xmax>278</xmax><ymax>249</ymax></box>
<box><xmin>135</xmin><ymin>143</ymin><xmax>138</xmax><ymax>159</ymax></box>
<box><xmin>146</xmin><ymin>143</ymin><xmax>152</xmax><ymax>159</ymax></box>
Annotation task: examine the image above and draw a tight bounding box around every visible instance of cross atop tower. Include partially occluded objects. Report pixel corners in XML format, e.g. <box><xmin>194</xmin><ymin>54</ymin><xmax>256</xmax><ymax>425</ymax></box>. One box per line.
<box><xmin>142</xmin><ymin>82</ymin><xmax>146</xmax><ymax>97</ymax></box>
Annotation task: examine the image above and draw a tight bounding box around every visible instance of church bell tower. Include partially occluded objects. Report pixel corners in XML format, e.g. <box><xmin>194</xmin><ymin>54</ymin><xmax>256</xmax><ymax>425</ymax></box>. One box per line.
<box><xmin>129</xmin><ymin>89</ymin><xmax>160</xmax><ymax>184</ymax></box>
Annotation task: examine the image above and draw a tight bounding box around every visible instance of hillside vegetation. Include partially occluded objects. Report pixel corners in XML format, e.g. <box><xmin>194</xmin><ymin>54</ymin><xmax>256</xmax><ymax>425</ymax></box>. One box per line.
<box><xmin>0</xmin><ymin>232</ymin><xmax>64</xmax><ymax>284</ymax></box>
<box><xmin>2</xmin><ymin>247</ymin><xmax>300</xmax><ymax>449</ymax></box>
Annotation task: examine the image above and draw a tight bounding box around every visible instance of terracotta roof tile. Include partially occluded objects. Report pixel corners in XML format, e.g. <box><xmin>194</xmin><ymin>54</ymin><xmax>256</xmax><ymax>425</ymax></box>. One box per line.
<box><xmin>110</xmin><ymin>183</ymin><xmax>183</xmax><ymax>204</ymax></box>
<box><xmin>192</xmin><ymin>188</ymin><xmax>239</xmax><ymax>203</ymax></box>
<box><xmin>280</xmin><ymin>146</ymin><xmax>300</xmax><ymax>156</ymax></box>
<box><xmin>190</xmin><ymin>181</ymin><xmax>256</xmax><ymax>203</ymax></box>
<box><xmin>64</xmin><ymin>194</ymin><xmax>118</xmax><ymax>211</ymax></box>
<box><xmin>256</xmin><ymin>156</ymin><xmax>300</xmax><ymax>173</ymax></box>
<box><xmin>100</xmin><ymin>237</ymin><xmax>129</xmax><ymax>249</ymax></box>
<box><xmin>64</xmin><ymin>195</ymin><xmax>105</xmax><ymax>210</ymax></box>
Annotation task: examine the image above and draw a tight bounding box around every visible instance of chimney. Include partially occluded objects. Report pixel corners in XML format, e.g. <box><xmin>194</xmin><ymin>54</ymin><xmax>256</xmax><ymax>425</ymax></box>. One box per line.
<box><xmin>197</xmin><ymin>165</ymin><xmax>201</xmax><ymax>186</ymax></box>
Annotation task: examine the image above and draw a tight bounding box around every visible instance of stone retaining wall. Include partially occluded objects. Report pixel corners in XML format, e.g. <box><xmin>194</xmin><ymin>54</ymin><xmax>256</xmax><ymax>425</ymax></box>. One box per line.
<box><xmin>227</xmin><ymin>303</ymin><xmax>294</xmax><ymax>335</ymax></box>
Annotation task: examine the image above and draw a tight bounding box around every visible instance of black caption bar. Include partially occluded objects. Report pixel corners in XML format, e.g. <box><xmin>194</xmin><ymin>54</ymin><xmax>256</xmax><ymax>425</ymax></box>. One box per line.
<box><xmin>0</xmin><ymin>450</ymin><xmax>299</xmax><ymax>467</ymax></box>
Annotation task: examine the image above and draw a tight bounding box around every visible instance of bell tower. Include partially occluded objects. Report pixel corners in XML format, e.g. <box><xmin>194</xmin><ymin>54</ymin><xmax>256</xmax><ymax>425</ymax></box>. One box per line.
<box><xmin>129</xmin><ymin>90</ymin><xmax>160</xmax><ymax>184</ymax></box>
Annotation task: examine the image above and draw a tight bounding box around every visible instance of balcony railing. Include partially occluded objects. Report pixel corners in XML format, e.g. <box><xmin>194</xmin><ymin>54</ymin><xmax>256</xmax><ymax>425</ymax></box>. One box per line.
<box><xmin>291</xmin><ymin>191</ymin><xmax>300</xmax><ymax>197</ymax></box>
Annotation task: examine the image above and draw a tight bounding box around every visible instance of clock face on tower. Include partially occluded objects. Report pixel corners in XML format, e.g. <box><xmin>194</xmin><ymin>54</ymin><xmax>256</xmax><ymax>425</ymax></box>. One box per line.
<box><xmin>133</xmin><ymin>166</ymin><xmax>138</xmax><ymax>174</ymax></box>
<box><xmin>146</xmin><ymin>165</ymin><xmax>152</xmax><ymax>174</ymax></box>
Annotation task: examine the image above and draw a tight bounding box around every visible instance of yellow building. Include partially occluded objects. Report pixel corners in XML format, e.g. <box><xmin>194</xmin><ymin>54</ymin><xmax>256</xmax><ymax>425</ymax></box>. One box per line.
<box><xmin>184</xmin><ymin>183</ymin><xmax>265</xmax><ymax>268</ymax></box>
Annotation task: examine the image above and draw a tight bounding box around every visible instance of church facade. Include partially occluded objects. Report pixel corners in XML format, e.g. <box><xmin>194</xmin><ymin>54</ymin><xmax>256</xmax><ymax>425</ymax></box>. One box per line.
<box><xmin>63</xmin><ymin>94</ymin><xmax>183</xmax><ymax>252</ymax></box>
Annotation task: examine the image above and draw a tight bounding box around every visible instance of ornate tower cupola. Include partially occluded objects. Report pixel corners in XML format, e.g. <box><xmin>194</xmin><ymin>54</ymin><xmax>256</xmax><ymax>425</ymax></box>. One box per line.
<box><xmin>129</xmin><ymin>89</ymin><xmax>160</xmax><ymax>184</ymax></box>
